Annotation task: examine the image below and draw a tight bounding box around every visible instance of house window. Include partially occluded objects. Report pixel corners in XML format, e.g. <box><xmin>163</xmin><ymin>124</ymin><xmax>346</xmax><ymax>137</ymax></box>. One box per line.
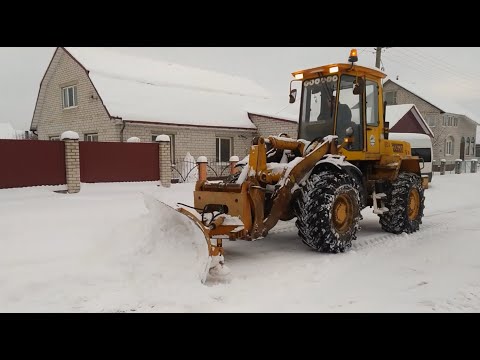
<box><xmin>49</xmin><ymin>136</ymin><xmax>60</xmax><ymax>141</ymax></box>
<box><xmin>384</xmin><ymin>91</ymin><xmax>397</xmax><ymax>105</ymax></box>
<box><xmin>454</xmin><ymin>118</ymin><xmax>458</xmax><ymax>127</ymax></box>
<box><xmin>427</xmin><ymin>116</ymin><xmax>435</xmax><ymax>127</ymax></box>
<box><xmin>216</xmin><ymin>137</ymin><xmax>232</xmax><ymax>163</ymax></box>
<box><xmin>84</xmin><ymin>133</ymin><xmax>98</xmax><ymax>142</ymax></box>
<box><xmin>445</xmin><ymin>136</ymin><xmax>454</xmax><ymax>155</ymax></box>
<box><xmin>152</xmin><ymin>134</ymin><xmax>175</xmax><ymax>163</ymax></box>
<box><xmin>466</xmin><ymin>137</ymin><xmax>470</xmax><ymax>155</ymax></box>
<box><xmin>62</xmin><ymin>85</ymin><xmax>78</xmax><ymax>109</ymax></box>
<box><xmin>472</xmin><ymin>137</ymin><xmax>475</xmax><ymax>155</ymax></box>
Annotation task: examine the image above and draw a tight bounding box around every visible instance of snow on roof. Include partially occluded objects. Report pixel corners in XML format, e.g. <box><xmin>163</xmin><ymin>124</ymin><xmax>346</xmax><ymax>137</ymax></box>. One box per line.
<box><xmin>246</xmin><ymin>95</ymin><xmax>301</xmax><ymax>122</ymax></box>
<box><xmin>0</xmin><ymin>123</ymin><xmax>15</xmax><ymax>139</ymax></box>
<box><xmin>385</xmin><ymin>104</ymin><xmax>416</xmax><ymax>128</ymax></box>
<box><xmin>63</xmin><ymin>47</ymin><xmax>271</xmax><ymax>129</ymax></box>
<box><xmin>386</xmin><ymin>104</ymin><xmax>434</xmax><ymax>137</ymax></box>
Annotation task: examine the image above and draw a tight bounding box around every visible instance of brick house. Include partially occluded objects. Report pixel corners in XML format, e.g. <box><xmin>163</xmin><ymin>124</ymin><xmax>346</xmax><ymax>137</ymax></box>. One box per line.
<box><xmin>383</xmin><ymin>79</ymin><xmax>478</xmax><ymax>162</ymax></box>
<box><xmin>30</xmin><ymin>47</ymin><xmax>295</xmax><ymax>165</ymax></box>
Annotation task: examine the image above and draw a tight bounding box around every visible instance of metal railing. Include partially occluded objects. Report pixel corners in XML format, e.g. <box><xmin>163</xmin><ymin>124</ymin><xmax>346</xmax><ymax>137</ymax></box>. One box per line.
<box><xmin>171</xmin><ymin>158</ymin><xmax>232</xmax><ymax>183</ymax></box>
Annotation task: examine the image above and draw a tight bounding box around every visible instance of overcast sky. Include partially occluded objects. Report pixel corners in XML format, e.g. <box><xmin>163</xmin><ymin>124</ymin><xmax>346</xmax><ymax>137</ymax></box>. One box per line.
<box><xmin>1</xmin><ymin>47</ymin><xmax>480</xmax><ymax>131</ymax></box>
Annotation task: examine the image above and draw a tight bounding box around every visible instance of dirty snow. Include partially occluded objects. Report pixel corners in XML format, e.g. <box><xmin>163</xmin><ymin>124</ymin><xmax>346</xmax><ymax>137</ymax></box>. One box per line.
<box><xmin>1</xmin><ymin>172</ymin><xmax>480</xmax><ymax>312</ymax></box>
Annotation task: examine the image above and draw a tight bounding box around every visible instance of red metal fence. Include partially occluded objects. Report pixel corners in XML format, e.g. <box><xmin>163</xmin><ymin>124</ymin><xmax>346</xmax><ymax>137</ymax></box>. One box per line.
<box><xmin>79</xmin><ymin>142</ymin><xmax>159</xmax><ymax>183</ymax></box>
<box><xmin>0</xmin><ymin>140</ymin><xmax>66</xmax><ymax>189</ymax></box>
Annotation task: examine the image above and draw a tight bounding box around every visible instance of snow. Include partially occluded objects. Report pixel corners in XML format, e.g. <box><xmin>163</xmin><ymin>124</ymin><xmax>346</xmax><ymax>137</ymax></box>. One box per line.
<box><xmin>229</xmin><ymin>156</ymin><xmax>239</xmax><ymax>162</ymax></box>
<box><xmin>155</xmin><ymin>134</ymin><xmax>170</xmax><ymax>142</ymax></box>
<box><xmin>64</xmin><ymin>47</ymin><xmax>271</xmax><ymax>130</ymax></box>
<box><xmin>0</xmin><ymin>122</ymin><xmax>15</xmax><ymax>139</ymax></box>
<box><xmin>60</xmin><ymin>131</ymin><xmax>79</xmax><ymax>140</ymax></box>
<box><xmin>196</xmin><ymin>156</ymin><xmax>208</xmax><ymax>163</ymax></box>
<box><xmin>247</xmin><ymin>95</ymin><xmax>301</xmax><ymax>123</ymax></box>
<box><xmin>2</xmin><ymin>172</ymin><xmax>480</xmax><ymax>312</ymax></box>
<box><xmin>127</xmin><ymin>137</ymin><xmax>141</xmax><ymax>143</ymax></box>
<box><xmin>385</xmin><ymin>104</ymin><xmax>417</xmax><ymax>128</ymax></box>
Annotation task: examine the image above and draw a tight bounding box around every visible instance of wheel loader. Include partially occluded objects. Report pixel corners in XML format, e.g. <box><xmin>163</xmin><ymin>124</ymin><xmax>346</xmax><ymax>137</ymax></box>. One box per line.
<box><xmin>174</xmin><ymin>49</ymin><xmax>428</xmax><ymax>280</ymax></box>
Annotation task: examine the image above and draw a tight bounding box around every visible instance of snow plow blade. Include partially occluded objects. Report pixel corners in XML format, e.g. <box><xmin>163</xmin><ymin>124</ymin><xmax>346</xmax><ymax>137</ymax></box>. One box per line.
<box><xmin>143</xmin><ymin>194</ymin><xmax>230</xmax><ymax>284</ymax></box>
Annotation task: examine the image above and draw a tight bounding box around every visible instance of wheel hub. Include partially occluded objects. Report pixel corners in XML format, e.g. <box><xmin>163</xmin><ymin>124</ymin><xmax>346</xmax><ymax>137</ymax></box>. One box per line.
<box><xmin>408</xmin><ymin>188</ymin><xmax>420</xmax><ymax>220</ymax></box>
<box><xmin>332</xmin><ymin>193</ymin><xmax>354</xmax><ymax>234</ymax></box>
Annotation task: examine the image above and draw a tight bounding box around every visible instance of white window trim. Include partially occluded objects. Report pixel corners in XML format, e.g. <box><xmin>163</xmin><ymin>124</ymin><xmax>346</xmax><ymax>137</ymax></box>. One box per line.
<box><xmin>446</xmin><ymin>138</ymin><xmax>453</xmax><ymax>155</ymax></box>
<box><xmin>62</xmin><ymin>85</ymin><xmax>78</xmax><ymax>109</ymax></box>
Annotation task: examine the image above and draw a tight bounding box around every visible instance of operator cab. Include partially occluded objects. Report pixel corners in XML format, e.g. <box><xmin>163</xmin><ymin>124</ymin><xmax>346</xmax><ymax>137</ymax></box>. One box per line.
<box><xmin>289</xmin><ymin>49</ymin><xmax>386</xmax><ymax>153</ymax></box>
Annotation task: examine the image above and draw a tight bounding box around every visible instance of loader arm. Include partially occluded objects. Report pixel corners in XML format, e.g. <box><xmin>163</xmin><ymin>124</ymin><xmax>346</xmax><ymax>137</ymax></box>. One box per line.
<box><xmin>261</xmin><ymin>135</ymin><xmax>339</xmax><ymax>236</ymax></box>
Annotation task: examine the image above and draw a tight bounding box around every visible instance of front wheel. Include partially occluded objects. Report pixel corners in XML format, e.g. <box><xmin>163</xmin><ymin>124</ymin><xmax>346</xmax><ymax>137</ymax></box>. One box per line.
<box><xmin>293</xmin><ymin>171</ymin><xmax>361</xmax><ymax>253</ymax></box>
<box><xmin>379</xmin><ymin>172</ymin><xmax>425</xmax><ymax>234</ymax></box>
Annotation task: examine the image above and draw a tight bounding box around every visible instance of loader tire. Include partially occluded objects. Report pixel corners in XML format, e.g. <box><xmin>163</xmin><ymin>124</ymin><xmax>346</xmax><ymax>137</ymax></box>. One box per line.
<box><xmin>379</xmin><ymin>172</ymin><xmax>425</xmax><ymax>234</ymax></box>
<box><xmin>294</xmin><ymin>171</ymin><xmax>361</xmax><ymax>253</ymax></box>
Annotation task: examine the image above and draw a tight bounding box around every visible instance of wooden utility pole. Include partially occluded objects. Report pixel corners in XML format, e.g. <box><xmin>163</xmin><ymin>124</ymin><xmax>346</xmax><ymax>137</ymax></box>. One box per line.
<box><xmin>375</xmin><ymin>47</ymin><xmax>383</xmax><ymax>69</ymax></box>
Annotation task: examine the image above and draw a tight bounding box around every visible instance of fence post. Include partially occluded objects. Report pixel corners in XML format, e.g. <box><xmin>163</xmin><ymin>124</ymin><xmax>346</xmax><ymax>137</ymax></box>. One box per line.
<box><xmin>229</xmin><ymin>156</ymin><xmax>239</xmax><ymax>175</ymax></box>
<box><xmin>472</xmin><ymin>159</ymin><xmax>478</xmax><ymax>173</ymax></box>
<box><xmin>455</xmin><ymin>159</ymin><xmax>462</xmax><ymax>174</ymax></box>
<box><xmin>61</xmin><ymin>131</ymin><xmax>80</xmax><ymax>194</ymax></box>
<box><xmin>440</xmin><ymin>159</ymin><xmax>446</xmax><ymax>175</ymax></box>
<box><xmin>197</xmin><ymin>156</ymin><xmax>208</xmax><ymax>182</ymax></box>
<box><xmin>156</xmin><ymin>135</ymin><xmax>171</xmax><ymax>188</ymax></box>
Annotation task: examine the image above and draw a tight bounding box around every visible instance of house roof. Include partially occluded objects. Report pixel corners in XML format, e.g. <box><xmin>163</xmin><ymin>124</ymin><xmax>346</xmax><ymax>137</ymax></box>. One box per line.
<box><xmin>247</xmin><ymin>95</ymin><xmax>300</xmax><ymax>123</ymax></box>
<box><xmin>386</xmin><ymin>104</ymin><xmax>434</xmax><ymax>137</ymax></box>
<box><xmin>385</xmin><ymin>78</ymin><xmax>480</xmax><ymax>124</ymax></box>
<box><xmin>34</xmin><ymin>47</ymin><xmax>273</xmax><ymax>131</ymax></box>
<box><xmin>66</xmin><ymin>47</ymin><xmax>273</xmax><ymax>129</ymax></box>
<box><xmin>0</xmin><ymin>122</ymin><xmax>15</xmax><ymax>139</ymax></box>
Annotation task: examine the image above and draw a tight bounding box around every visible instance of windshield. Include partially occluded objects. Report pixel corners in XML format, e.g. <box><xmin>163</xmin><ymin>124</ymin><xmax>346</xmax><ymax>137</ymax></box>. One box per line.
<box><xmin>298</xmin><ymin>75</ymin><xmax>338</xmax><ymax>141</ymax></box>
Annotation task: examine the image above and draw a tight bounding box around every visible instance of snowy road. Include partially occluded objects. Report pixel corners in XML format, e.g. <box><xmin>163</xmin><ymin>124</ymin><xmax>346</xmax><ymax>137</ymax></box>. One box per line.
<box><xmin>1</xmin><ymin>172</ymin><xmax>480</xmax><ymax>312</ymax></box>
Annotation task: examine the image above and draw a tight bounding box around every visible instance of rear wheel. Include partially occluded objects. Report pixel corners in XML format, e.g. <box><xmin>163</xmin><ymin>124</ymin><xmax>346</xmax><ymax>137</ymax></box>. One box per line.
<box><xmin>294</xmin><ymin>171</ymin><xmax>361</xmax><ymax>253</ymax></box>
<box><xmin>379</xmin><ymin>172</ymin><xmax>425</xmax><ymax>234</ymax></box>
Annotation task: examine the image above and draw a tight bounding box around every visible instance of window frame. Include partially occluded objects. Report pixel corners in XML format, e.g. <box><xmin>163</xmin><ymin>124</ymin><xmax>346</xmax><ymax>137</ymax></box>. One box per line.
<box><xmin>61</xmin><ymin>85</ymin><xmax>78</xmax><ymax>109</ymax></box>
<box><xmin>216</xmin><ymin>137</ymin><xmax>232</xmax><ymax>164</ymax></box>
<box><xmin>84</xmin><ymin>133</ymin><xmax>99</xmax><ymax>142</ymax></box>
<box><xmin>384</xmin><ymin>91</ymin><xmax>397</xmax><ymax>105</ymax></box>
<box><xmin>365</xmin><ymin>79</ymin><xmax>379</xmax><ymax>127</ymax></box>
<box><xmin>445</xmin><ymin>137</ymin><xmax>454</xmax><ymax>155</ymax></box>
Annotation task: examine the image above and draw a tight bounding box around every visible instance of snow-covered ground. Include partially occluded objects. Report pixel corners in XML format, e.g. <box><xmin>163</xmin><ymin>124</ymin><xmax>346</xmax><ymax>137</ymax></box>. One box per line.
<box><xmin>1</xmin><ymin>172</ymin><xmax>480</xmax><ymax>313</ymax></box>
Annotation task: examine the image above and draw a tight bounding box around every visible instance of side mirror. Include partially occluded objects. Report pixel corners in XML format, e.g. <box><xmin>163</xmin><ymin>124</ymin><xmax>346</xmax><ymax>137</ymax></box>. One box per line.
<box><xmin>346</xmin><ymin>126</ymin><xmax>354</xmax><ymax>137</ymax></box>
<box><xmin>289</xmin><ymin>89</ymin><xmax>297</xmax><ymax>104</ymax></box>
